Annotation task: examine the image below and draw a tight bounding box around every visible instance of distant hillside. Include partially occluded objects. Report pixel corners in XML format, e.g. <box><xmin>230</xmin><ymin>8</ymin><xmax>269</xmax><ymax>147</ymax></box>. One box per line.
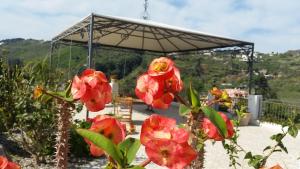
<box><xmin>0</xmin><ymin>38</ymin><xmax>300</xmax><ymax>103</ymax></box>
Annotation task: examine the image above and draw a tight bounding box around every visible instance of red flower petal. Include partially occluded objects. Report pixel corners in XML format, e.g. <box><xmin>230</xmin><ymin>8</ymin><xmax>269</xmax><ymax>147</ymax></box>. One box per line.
<box><xmin>89</xmin><ymin>143</ymin><xmax>104</xmax><ymax>157</ymax></box>
<box><xmin>148</xmin><ymin>57</ymin><xmax>175</xmax><ymax>80</ymax></box>
<box><xmin>140</xmin><ymin>114</ymin><xmax>176</xmax><ymax>145</ymax></box>
<box><xmin>0</xmin><ymin>156</ymin><xmax>8</xmax><ymax>169</ymax></box>
<box><xmin>145</xmin><ymin>140</ymin><xmax>196</xmax><ymax>169</ymax></box>
<box><xmin>81</xmin><ymin>89</ymin><xmax>106</xmax><ymax>112</ymax></box>
<box><xmin>151</xmin><ymin>92</ymin><xmax>174</xmax><ymax>109</ymax></box>
<box><xmin>71</xmin><ymin>75</ymin><xmax>86</xmax><ymax>99</ymax></box>
<box><xmin>81</xmin><ymin>69</ymin><xmax>108</xmax><ymax>88</ymax></box>
<box><xmin>135</xmin><ymin>74</ymin><xmax>163</xmax><ymax>104</ymax></box>
<box><xmin>6</xmin><ymin>162</ymin><xmax>21</xmax><ymax>169</ymax></box>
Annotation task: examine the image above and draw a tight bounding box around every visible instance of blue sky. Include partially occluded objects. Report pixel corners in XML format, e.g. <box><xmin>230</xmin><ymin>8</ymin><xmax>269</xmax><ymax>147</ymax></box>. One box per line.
<box><xmin>0</xmin><ymin>0</ymin><xmax>299</xmax><ymax>53</ymax></box>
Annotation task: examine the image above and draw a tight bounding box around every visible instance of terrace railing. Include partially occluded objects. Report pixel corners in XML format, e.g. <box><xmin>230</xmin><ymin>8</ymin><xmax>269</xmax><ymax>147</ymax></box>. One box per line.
<box><xmin>260</xmin><ymin>100</ymin><xmax>300</xmax><ymax>124</ymax></box>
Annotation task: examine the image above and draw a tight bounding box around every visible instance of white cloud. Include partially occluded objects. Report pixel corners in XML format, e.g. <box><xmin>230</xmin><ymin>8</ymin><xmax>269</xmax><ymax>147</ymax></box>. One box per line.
<box><xmin>0</xmin><ymin>0</ymin><xmax>299</xmax><ymax>52</ymax></box>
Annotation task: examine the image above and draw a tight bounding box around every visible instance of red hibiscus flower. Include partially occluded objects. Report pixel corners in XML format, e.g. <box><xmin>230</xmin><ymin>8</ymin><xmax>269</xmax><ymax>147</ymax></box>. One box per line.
<box><xmin>140</xmin><ymin>114</ymin><xmax>189</xmax><ymax>145</ymax></box>
<box><xmin>145</xmin><ymin>140</ymin><xmax>197</xmax><ymax>169</ymax></box>
<box><xmin>71</xmin><ymin>69</ymin><xmax>112</xmax><ymax>112</ymax></box>
<box><xmin>0</xmin><ymin>156</ymin><xmax>20</xmax><ymax>169</ymax></box>
<box><xmin>148</xmin><ymin>57</ymin><xmax>175</xmax><ymax>80</ymax></box>
<box><xmin>85</xmin><ymin>115</ymin><xmax>126</xmax><ymax>157</ymax></box>
<box><xmin>135</xmin><ymin>74</ymin><xmax>163</xmax><ymax>105</ymax></box>
<box><xmin>202</xmin><ymin>112</ymin><xmax>234</xmax><ymax>141</ymax></box>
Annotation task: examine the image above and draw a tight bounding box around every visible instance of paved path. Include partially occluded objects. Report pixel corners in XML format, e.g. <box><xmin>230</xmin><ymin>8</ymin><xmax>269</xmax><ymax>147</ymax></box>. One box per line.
<box><xmin>74</xmin><ymin>104</ymin><xmax>300</xmax><ymax>169</ymax></box>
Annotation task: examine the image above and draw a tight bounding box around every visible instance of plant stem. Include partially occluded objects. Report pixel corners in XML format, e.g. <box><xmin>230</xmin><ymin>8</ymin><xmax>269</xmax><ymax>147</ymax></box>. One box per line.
<box><xmin>139</xmin><ymin>158</ymin><xmax>151</xmax><ymax>167</ymax></box>
<box><xmin>55</xmin><ymin>101</ymin><xmax>72</xmax><ymax>169</ymax></box>
<box><xmin>261</xmin><ymin>132</ymin><xmax>288</xmax><ymax>166</ymax></box>
<box><xmin>189</xmin><ymin>112</ymin><xmax>205</xmax><ymax>169</ymax></box>
<box><xmin>174</xmin><ymin>93</ymin><xmax>190</xmax><ymax>107</ymax></box>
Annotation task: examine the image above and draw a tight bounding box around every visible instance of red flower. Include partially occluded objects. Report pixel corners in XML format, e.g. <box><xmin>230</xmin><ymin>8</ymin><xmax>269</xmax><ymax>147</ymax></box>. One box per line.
<box><xmin>151</xmin><ymin>92</ymin><xmax>174</xmax><ymax>109</ymax></box>
<box><xmin>135</xmin><ymin>57</ymin><xmax>183</xmax><ymax>109</ymax></box>
<box><xmin>148</xmin><ymin>57</ymin><xmax>175</xmax><ymax>80</ymax></box>
<box><xmin>140</xmin><ymin>114</ymin><xmax>189</xmax><ymax>145</ymax></box>
<box><xmin>0</xmin><ymin>156</ymin><xmax>20</xmax><ymax>169</ymax></box>
<box><xmin>135</xmin><ymin>74</ymin><xmax>163</xmax><ymax>105</ymax></box>
<box><xmin>210</xmin><ymin>87</ymin><xmax>222</xmax><ymax>99</ymax></box>
<box><xmin>71</xmin><ymin>69</ymin><xmax>112</xmax><ymax>112</ymax></box>
<box><xmin>141</xmin><ymin>115</ymin><xmax>196</xmax><ymax>169</ymax></box>
<box><xmin>85</xmin><ymin>115</ymin><xmax>126</xmax><ymax>157</ymax></box>
<box><xmin>145</xmin><ymin>140</ymin><xmax>197</xmax><ymax>169</ymax></box>
<box><xmin>202</xmin><ymin>112</ymin><xmax>234</xmax><ymax>141</ymax></box>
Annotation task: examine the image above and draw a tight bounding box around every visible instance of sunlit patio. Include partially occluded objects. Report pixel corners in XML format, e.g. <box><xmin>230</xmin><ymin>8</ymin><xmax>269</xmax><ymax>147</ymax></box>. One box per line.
<box><xmin>73</xmin><ymin>103</ymin><xmax>300</xmax><ymax>169</ymax></box>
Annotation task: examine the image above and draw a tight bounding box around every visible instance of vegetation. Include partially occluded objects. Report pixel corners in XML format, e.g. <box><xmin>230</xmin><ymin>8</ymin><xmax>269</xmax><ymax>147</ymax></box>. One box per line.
<box><xmin>1</xmin><ymin>38</ymin><xmax>300</xmax><ymax>103</ymax></box>
<box><xmin>0</xmin><ymin>57</ymin><xmax>59</xmax><ymax>164</ymax></box>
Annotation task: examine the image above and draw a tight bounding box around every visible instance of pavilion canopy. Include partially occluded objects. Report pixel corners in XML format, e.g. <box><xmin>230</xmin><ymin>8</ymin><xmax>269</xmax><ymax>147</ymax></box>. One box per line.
<box><xmin>52</xmin><ymin>13</ymin><xmax>253</xmax><ymax>53</ymax></box>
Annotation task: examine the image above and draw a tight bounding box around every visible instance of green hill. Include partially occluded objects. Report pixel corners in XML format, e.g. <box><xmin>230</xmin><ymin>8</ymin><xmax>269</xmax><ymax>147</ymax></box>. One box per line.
<box><xmin>1</xmin><ymin>38</ymin><xmax>299</xmax><ymax>103</ymax></box>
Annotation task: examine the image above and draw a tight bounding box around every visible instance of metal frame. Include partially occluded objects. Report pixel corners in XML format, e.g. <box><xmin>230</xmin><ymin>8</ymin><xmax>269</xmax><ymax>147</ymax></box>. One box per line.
<box><xmin>50</xmin><ymin>13</ymin><xmax>255</xmax><ymax>118</ymax></box>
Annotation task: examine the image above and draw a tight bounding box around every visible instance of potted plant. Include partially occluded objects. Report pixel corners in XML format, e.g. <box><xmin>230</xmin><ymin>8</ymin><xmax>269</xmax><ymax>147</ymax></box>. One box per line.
<box><xmin>237</xmin><ymin>106</ymin><xmax>252</xmax><ymax>126</ymax></box>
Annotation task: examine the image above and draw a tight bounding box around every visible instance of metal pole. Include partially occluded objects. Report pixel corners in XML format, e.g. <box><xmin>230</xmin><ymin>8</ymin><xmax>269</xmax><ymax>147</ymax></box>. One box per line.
<box><xmin>86</xmin><ymin>13</ymin><xmax>94</xmax><ymax>120</ymax></box>
<box><xmin>248</xmin><ymin>44</ymin><xmax>254</xmax><ymax>94</ymax></box>
<box><xmin>87</xmin><ymin>14</ymin><xmax>94</xmax><ymax>68</ymax></box>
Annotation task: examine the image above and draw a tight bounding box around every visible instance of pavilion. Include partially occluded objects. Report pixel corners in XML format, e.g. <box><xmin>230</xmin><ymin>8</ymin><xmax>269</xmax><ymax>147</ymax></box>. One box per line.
<box><xmin>51</xmin><ymin>13</ymin><xmax>254</xmax><ymax>92</ymax></box>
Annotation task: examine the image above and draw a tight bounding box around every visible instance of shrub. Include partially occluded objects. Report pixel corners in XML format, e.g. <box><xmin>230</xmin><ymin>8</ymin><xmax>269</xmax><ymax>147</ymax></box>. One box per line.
<box><xmin>0</xmin><ymin>58</ymin><xmax>61</xmax><ymax>164</ymax></box>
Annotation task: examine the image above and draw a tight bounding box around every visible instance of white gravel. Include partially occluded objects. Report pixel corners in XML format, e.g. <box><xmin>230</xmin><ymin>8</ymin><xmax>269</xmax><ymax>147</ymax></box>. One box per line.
<box><xmin>73</xmin><ymin>104</ymin><xmax>300</xmax><ymax>169</ymax></box>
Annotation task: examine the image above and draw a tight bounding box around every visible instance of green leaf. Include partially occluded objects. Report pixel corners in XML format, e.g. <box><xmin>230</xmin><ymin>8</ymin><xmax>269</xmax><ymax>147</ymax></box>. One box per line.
<box><xmin>118</xmin><ymin>137</ymin><xmax>141</xmax><ymax>164</ymax></box>
<box><xmin>201</xmin><ymin>106</ymin><xmax>228</xmax><ymax>138</ymax></box>
<box><xmin>263</xmin><ymin>146</ymin><xmax>271</xmax><ymax>152</ymax></box>
<box><xmin>270</xmin><ymin>133</ymin><xmax>284</xmax><ymax>142</ymax></box>
<box><xmin>179</xmin><ymin>104</ymin><xmax>191</xmax><ymax>116</ymax></box>
<box><xmin>189</xmin><ymin>83</ymin><xmax>200</xmax><ymax>107</ymax></box>
<box><xmin>278</xmin><ymin>142</ymin><xmax>288</xmax><ymax>153</ymax></box>
<box><xmin>288</xmin><ymin>126</ymin><xmax>298</xmax><ymax>138</ymax></box>
<box><xmin>76</xmin><ymin>129</ymin><xmax>122</xmax><ymax>165</ymax></box>
<box><xmin>244</xmin><ymin>152</ymin><xmax>252</xmax><ymax>159</ymax></box>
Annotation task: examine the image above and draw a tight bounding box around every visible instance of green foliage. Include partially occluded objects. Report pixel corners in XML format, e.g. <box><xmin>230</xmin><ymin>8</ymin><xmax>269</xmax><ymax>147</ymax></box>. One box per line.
<box><xmin>0</xmin><ymin>57</ymin><xmax>60</xmax><ymax>163</ymax></box>
<box><xmin>243</xmin><ymin>119</ymin><xmax>298</xmax><ymax>169</ymax></box>
<box><xmin>179</xmin><ymin>104</ymin><xmax>191</xmax><ymax>116</ymax></box>
<box><xmin>77</xmin><ymin>128</ymin><xmax>145</xmax><ymax>169</ymax></box>
<box><xmin>69</xmin><ymin>120</ymin><xmax>92</xmax><ymax>157</ymax></box>
<box><xmin>189</xmin><ymin>83</ymin><xmax>201</xmax><ymax>107</ymax></box>
<box><xmin>76</xmin><ymin>129</ymin><xmax>123</xmax><ymax>165</ymax></box>
<box><xmin>118</xmin><ymin>138</ymin><xmax>141</xmax><ymax>165</ymax></box>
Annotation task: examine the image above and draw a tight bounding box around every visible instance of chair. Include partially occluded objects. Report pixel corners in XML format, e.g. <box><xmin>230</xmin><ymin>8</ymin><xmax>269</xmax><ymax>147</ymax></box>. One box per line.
<box><xmin>114</xmin><ymin>97</ymin><xmax>135</xmax><ymax>133</ymax></box>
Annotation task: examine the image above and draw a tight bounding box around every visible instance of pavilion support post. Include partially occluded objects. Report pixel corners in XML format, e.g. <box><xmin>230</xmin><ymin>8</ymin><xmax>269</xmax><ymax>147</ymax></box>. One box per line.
<box><xmin>87</xmin><ymin>13</ymin><xmax>94</xmax><ymax>68</ymax></box>
<box><xmin>86</xmin><ymin>14</ymin><xmax>95</xmax><ymax>120</ymax></box>
<box><xmin>248</xmin><ymin>44</ymin><xmax>254</xmax><ymax>94</ymax></box>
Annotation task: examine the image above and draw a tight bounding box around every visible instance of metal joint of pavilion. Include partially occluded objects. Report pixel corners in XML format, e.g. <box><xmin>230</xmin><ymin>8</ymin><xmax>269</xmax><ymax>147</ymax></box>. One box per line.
<box><xmin>50</xmin><ymin>13</ymin><xmax>255</xmax><ymax>118</ymax></box>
